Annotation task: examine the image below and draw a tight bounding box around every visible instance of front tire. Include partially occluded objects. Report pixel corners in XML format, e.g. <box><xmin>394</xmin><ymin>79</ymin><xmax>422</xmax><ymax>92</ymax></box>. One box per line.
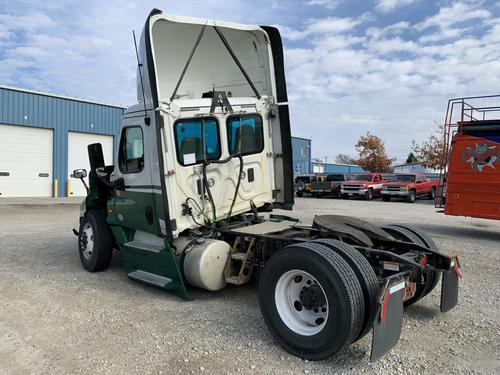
<box><xmin>258</xmin><ymin>242</ymin><xmax>364</xmax><ymax>360</ymax></box>
<box><xmin>78</xmin><ymin>209</ymin><xmax>114</xmax><ymax>272</ymax></box>
<box><xmin>365</xmin><ymin>189</ymin><xmax>373</xmax><ymax>201</ymax></box>
<box><xmin>428</xmin><ymin>187</ymin><xmax>436</xmax><ymax>200</ymax></box>
<box><xmin>382</xmin><ymin>195</ymin><xmax>390</xmax><ymax>202</ymax></box>
<box><xmin>406</xmin><ymin>190</ymin><xmax>416</xmax><ymax>203</ymax></box>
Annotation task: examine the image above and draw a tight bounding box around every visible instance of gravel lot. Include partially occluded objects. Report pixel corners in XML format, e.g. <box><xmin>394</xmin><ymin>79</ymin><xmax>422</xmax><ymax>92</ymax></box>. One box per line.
<box><xmin>0</xmin><ymin>197</ymin><xmax>499</xmax><ymax>375</ymax></box>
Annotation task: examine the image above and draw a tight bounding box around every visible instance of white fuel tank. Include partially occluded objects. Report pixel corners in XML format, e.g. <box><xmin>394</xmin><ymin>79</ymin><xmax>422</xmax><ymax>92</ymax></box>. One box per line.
<box><xmin>183</xmin><ymin>239</ymin><xmax>231</xmax><ymax>291</ymax></box>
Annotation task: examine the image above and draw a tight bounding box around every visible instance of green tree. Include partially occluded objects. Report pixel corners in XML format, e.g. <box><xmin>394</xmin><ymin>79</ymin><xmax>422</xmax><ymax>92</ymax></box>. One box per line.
<box><xmin>406</xmin><ymin>152</ymin><xmax>418</xmax><ymax>164</ymax></box>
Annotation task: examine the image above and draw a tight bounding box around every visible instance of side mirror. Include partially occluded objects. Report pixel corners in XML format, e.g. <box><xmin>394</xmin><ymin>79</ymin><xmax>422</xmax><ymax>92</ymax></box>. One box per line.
<box><xmin>73</xmin><ymin>169</ymin><xmax>87</xmax><ymax>179</ymax></box>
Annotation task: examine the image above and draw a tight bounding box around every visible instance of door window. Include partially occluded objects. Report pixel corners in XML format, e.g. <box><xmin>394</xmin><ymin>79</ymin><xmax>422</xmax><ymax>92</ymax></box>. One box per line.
<box><xmin>119</xmin><ymin>127</ymin><xmax>144</xmax><ymax>173</ymax></box>
<box><xmin>174</xmin><ymin>118</ymin><xmax>220</xmax><ymax>166</ymax></box>
<box><xmin>227</xmin><ymin>114</ymin><xmax>264</xmax><ymax>156</ymax></box>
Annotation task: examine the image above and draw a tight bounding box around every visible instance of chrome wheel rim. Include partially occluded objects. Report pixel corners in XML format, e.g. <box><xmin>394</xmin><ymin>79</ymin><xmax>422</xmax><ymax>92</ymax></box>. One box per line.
<box><xmin>275</xmin><ymin>269</ymin><xmax>329</xmax><ymax>336</ymax></box>
<box><xmin>80</xmin><ymin>223</ymin><xmax>94</xmax><ymax>260</ymax></box>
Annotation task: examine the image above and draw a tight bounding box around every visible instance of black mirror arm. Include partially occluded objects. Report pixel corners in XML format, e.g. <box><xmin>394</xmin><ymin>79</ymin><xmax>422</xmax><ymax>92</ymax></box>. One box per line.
<box><xmin>80</xmin><ymin>177</ymin><xmax>89</xmax><ymax>194</ymax></box>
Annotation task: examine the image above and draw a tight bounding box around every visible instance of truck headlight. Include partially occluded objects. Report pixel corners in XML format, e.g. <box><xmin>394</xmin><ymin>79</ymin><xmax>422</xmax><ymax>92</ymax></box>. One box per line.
<box><xmin>382</xmin><ymin>186</ymin><xmax>387</xmax><ymax>191</ymax></box>
<box><xmin>400</xmin><ymin>187</ymin><xmax>407</xmax><ymax>191</ymax></box>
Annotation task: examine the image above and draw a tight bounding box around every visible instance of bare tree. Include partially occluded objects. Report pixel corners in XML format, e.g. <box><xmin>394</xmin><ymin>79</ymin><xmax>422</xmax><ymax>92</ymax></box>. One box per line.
<box><xmin>412</xmin><ymin>123</ymin><xmax>445</xmax><ymax>169</ymax></box>
<box><xmin>335</xmin><ymin>153</ymin><xmax>358</xmax><ymax>165</ymax></box>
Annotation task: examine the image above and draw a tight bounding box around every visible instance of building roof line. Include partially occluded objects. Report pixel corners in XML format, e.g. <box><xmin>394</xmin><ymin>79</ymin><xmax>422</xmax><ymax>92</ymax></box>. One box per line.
<box><xmin>392</xmin><ymin>161</ymin><xmax>425</xmax><ymax>167</ymax></box>
<box><xmin>0</xmin><ymin>84</ymin><xmax>127</xmax><ymax>109</ymax></box>
<box><xmin>311</xmin><ymin>161</ymin><xmax>362</xmax><ymax>167</ymax></box>
<box><xmin>291</xmin><ymin>135</ymin><xmax>311</xmax><ymax>141</ymax></box>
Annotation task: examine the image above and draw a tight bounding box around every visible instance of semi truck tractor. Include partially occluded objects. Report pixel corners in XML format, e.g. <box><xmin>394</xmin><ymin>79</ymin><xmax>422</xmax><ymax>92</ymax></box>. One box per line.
<box><xmin>74</xmin><ymin>9</ymin><xmax>460</xmax><ymax>362</ymax></box>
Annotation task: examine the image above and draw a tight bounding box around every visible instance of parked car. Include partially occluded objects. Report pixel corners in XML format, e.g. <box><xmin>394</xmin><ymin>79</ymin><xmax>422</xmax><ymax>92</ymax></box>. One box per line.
<box><xmin>381</xmin><ymin>173</ymin><xmax>438</xmax><ymax>203</ymax></box>
<box><xmin>295</xmin><ymin>175</ymin><xmax>313</xmax><ymax>197</ymax></box>
<box><xmin>311</xmin><ymin>173</ymin><xmax>350</xmax><ymax>198</ymax></box>
<box><xmin>341</xmin><ymin>173</ymin><xmax>386</xmax><ymax>200</ymax></box>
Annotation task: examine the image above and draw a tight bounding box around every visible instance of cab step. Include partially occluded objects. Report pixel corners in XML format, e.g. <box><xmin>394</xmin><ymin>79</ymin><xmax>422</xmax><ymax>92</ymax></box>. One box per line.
<box><xmin>109</xmin><ymin>227</ymin><xmax>189</xmax><ymax>299</ymax></box>
<box><xmin>124</xmin><ymin>240</ymin><xmax>164</xmax><ymax>253</ymax></box>
<box><xmin>128</xmin><ymin>269</ymin><xmax>172</xmax><ymax>287</ymax></box>
<box><xmin>231</xmin><ymin>252</ymin><xmax>246</xmax><ymax>261</ymax></box>
<box><xmin>225</xmin><ymin>276</ymin><xmax>244</xmax><ymax>285</ymax></box>
<box><xmin>224</xmin><ymin>237</ymin><xmax>256</xmax><ymax>286</ymax></box>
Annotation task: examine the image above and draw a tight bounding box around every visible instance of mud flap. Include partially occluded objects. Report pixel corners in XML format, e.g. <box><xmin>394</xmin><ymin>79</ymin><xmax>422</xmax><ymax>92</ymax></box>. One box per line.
<box><xmin>370</xmin><ymin>280</ymin><xmax>405</xmax><ymax>362</ymax></box>
<box><xmin>440</xmin><ymin>259</ymin><xmax>461</xmax><ymax>313</ymax></box>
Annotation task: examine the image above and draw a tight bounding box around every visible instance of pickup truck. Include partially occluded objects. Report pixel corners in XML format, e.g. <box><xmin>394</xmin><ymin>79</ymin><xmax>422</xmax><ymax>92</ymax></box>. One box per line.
<box><xmin>381</xmin><ymin>173</ymin><xmax>438</xmax><ymax>203</ymax></box>
<box><xmin>295</xmin><ymin>175</ymin><xmax>313</xmax><ymax>197</ymax></box>
<box><xmin>341</xmin><ymin>173</ymin><xmax>385</xmax><ymax>200</ymax></box>
<box><xmin>311</xmin><ymin>173</ymin><xmax>350</xmax><ymax>198</ymax></box>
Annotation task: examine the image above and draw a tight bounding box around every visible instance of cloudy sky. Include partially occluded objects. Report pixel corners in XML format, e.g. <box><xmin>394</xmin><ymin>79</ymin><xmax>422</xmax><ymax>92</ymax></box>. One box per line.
<box><xmin>1</xmin><ymin>0</ymin><xmax>499</xmax><ymax>162</ymax></box>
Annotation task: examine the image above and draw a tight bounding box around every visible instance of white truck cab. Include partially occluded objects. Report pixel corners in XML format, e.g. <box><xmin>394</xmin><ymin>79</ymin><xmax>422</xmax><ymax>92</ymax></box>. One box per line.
<box><xmin>109</xmin><ymin>10</ymin><xmax>293</xmax><ymax>239</ymax></box>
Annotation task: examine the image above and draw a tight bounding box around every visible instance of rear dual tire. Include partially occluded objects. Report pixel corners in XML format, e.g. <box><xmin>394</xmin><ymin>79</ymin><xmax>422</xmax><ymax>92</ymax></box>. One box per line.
<box><xmin>381</xmin><ymin>224</ymin><xmax>440</xmax><ymax>306</ymax></box>
<box><xmin>312</xmin><ymin>239</ymin><xmax>379</xmax><ymax>341</ymax></box>
<box><xmin>259</xmin><ymin>241</ymin><xmax>373</xmax><ymax>360</ymax></box>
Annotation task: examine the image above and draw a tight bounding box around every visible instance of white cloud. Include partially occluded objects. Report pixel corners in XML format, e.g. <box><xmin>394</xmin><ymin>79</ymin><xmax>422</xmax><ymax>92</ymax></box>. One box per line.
<box><xmin>416</xmin><ymin>1</ymin><xmax>490</xmax><ymax>43</ymax></box>
<box><xmin>375</xmin><ymin>0</ymin><xmax>419</xmax><ymax>13</ymax></box>
<box><xmin>279</xmin><ymin>16</ymin><xmax>363</xmax><ymax>40</ymax></box>
<box><xmin>366</xmin><ymin>21</ymin><xmax>410</xmax><ymax>39</ymax></box>
<box><xmin>305</xmin><ymin>0</ymin><xmax>340</xmax><ymax>10</ymax></box>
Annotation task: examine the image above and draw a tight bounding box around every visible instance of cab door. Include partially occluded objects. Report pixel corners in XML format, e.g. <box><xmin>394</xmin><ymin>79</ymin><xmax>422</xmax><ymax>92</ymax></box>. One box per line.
<box><xmin>372</xmin><ymin>174</ymin><xmax>383</xmax><ymax>193</ymax></box>
<box><xmin>112</xmin><ymin>122</ymin><xmax>159</xmax><ymax>234</ymax></box>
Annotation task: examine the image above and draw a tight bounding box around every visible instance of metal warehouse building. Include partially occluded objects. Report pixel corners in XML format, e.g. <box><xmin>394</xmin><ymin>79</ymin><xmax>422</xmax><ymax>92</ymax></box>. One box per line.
<box><xmin>291</xmin><ymin>136</ymin><xmax>311</xmax><ymax>175</ymax></box>
<box><xmin>311</xmin><ymin>160</ymin><xmax>364</xmax><ymax>174</ymax></box>
<box><xmin>0</xmin><ymin>85</ymin><xmax>124</xmax><ymax>198</ymax></box>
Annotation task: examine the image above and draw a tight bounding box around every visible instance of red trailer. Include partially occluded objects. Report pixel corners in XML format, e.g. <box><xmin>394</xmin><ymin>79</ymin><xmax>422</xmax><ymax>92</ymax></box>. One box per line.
<box><xmin>436</xmin><ymin>95</ymin><xmax>500</xmax><ymax>220</ymax></box>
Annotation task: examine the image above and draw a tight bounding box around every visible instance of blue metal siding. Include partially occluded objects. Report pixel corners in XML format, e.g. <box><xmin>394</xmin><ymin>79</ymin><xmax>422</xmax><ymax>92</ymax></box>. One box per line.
<box><xmin>292</xmin><ymin>137</ymin><xmax>311</xmax><ymax>175</ymax></box>
<box><xmin>0</xmin><ymin>87</ymin><xmax>124</xmax><ymax>197</ymax></box>
<box><xmin>393</xmin><ymin>163</ymin><xmax>427</xmax><ymax>173</ymax></box>
<box><xmin>324</xmin><ymin>164</ymin><xmax>364</xmax><ymax>173</ymax></box>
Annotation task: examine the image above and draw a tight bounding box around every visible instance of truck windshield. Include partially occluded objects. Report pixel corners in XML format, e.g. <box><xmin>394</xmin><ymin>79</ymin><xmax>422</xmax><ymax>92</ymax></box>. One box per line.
<box><xmin>296</xmin><ymin>176</ymin><xmax>311</xmax><ymax>183</ymax></box>
<box><xmin>174</xmin><ymin>118</ymin><xmax>221</xmax><ymax>166</ymax></box>
<box><xmin>392</xmin><ymin>175</ymin><xmax>416</xmax><ymax>182</ymax></box>
<box><xmin>351</xmin><ymin>174</ymin><xmax>372</xmax><ymax>181</ymax></box>
<box><xmin>327</xmin><ymin>175</ymin><xmax>344</xmax><ymax>181</ymax></box>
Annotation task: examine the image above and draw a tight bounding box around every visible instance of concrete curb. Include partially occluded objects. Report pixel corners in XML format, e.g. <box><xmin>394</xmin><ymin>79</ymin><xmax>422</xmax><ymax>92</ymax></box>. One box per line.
<box><xmin>0</xmin><ymin>197</ymin><xmax>84</xmax><ymax>206</ymax></box>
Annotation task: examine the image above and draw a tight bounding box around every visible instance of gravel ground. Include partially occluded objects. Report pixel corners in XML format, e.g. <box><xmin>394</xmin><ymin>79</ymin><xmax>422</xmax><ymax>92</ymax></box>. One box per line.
<box><xmin>0</xmin><ymin>197</ymin><xmax>499</xmax><ymax>375</ymax></box>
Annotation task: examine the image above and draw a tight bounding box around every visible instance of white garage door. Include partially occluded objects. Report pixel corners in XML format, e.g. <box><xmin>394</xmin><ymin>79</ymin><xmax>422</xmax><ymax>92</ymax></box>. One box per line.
<box><xmin>0</xmin><ymin>124</ymin><xmax>53</xmax><ymax>197</ymax></box>
<box><xmin>68</xmin><ymin>132</ymin><xmax>114</xmax><ymax>196</ymax></box>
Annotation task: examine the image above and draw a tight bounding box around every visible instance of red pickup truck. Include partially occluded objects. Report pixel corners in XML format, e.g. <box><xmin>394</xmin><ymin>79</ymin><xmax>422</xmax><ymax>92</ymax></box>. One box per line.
<box><xmin>340</xmin><ymin>173</ymin><xmax>385</xmax><ymax>200</ymax></box>
<box><xmin>381</xmin><ymin>173</ymin><xmax>438</xmax><ymax>203</ymax></box>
